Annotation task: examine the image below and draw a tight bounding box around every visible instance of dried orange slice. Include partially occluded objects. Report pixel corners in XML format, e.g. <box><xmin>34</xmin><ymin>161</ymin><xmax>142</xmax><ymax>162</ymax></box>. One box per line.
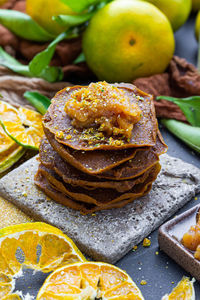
<box><xmin>162</xmin><ymin>277</ymin><xmax>195</xmax><ymax>300</ymax></box>
<box><xmin>0</xmin><ymin>222</ymin><xmax>85</xmax><ymax>299</ymax></box>
<box><xmin>2</xmin><ymin>295</ymin><xmax>21</xmax><ymax>300</ymax></box>
<box><xmin>0</xmin><ymin>101</ymin><xmax>44</xmax><ymax>150</ymax></box>
<box><xmin>37</xmin><ymin>261</ymin><xmax>144</xmax><ymax>300</ymax></box>
<box><xmin>0</xmin><ymin>144</ymin><xmax>25</xmax><ymax>174</ymax></box>
<box><xmin>0</xmin><ymin>109</ymin><xmax>25</xmax><ymax>174</ymax></box>
<box><xmin>0</xmin><ymin>125</ymin><xmax>15</xmax><ymax>154</ymax></box>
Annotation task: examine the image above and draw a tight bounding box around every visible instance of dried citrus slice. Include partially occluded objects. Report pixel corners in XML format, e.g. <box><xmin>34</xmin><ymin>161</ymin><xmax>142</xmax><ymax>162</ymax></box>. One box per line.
<box><xmin>0</xmin><ymin>222</ymin><xmax>85</xmax><ymax>299</ymax></box>
<box><xmin>37</xmin><ymin>261</ymin><xmax>144</xmax><ymax>300</ymax></box>
<box><xmin>162</xmin><ymin>277</ymin><xmax>195</xmax><ymax>300</ymax></box>
<box><xmin>0</xmin><ymin>126</ymin><xmax>15</xmax><ymax>154</ymax></box>
<box><xmin>2</xmin><ymin>295</ymin><xmax>21</xmax><ymax>300</ymax></box>
<box><xmin>0</xmin><ymin>144</ymin><xmax>25</xmax><ymax>174</ymax></box>
<box><xmin>0</xmin><ymin>101</ymin><xmax>44</xmax><ymax>150</ymax></box>
<box><xmin>0</xmin><ymin>109</ymin><xmax>25</xmax><ymax>173</ymax></box>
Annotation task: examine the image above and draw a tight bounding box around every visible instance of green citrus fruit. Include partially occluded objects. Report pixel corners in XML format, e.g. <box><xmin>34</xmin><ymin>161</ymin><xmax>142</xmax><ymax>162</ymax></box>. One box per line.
<box><xmin>0</xmin><ymin>0</ymin><xmax>8</xmax><ymax>6</ymax></box>
<box><xmin>26</xmin><ymin>0</ymin><xmax>75</xmax><ymax>35</ymax></box>
<box><xmin>142</xmin><ymin>0</ymin><xmax>191</xmax><ymax>31</ymax></box>
<box><xmin>195</xmin><ymin>10</ymin><xmax>200</xmax><ymax>39</ymax></box>
<box><xmin>83</xmin><ymin>0</ymin><xmax>175</xmax><ymax>82</ymax></box>
<box><xmin>192</xmin><ymin>0</ymin><xmax>200</xmax><ymax>11</ymax></box>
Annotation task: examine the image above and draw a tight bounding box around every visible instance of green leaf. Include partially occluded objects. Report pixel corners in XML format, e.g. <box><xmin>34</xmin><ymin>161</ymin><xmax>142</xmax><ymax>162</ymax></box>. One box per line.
<box><xmin>0</xmin><ymin>47</ymin><xmax>62</xmax><ymax>83</ymax></box>
<box><xmin>161</xmin><ymin>119</ymin><xmax>200</xmax><ymax>153</ymax></box>
<box><xmin>29</xmin><ymin>29</ymin><xmax>78</xmax><ymax>77</ymax></box>
<box><xmin>53</xmin><ymin>12</ymin><xmax>93</xmax><ymax>27</ymax></box>
<box><xmin>0</xmin><ymin>9</ymin><xmax>55</xmax><ymax>42</ymax></box>
<box><xmin>40</xmin><ymin>65</ymin><xmax>63</xmax><ymax>82</ymax></box>
<box><xmin>0</xmin><ymin>47</ymin><xmax>32</xmax><ymax>77</ymax></box>
<box><xmin>157</xmin><ymin>95</ymin><xmax>200</xmax><ymax>127</ymax></box>
<box><xmin>24</xmin><ymin>91</ymin><xmax>51</xmax><ymax>115</ymax></box>
<box><xmin>60</xmin><ymin>0</ymin><xmax>100</xmax><ymax>12</ymax></box>
<box><xmin>73</xmin><ymin>52</ymin><xmax>85</xmax><ymax>64</ymax></box>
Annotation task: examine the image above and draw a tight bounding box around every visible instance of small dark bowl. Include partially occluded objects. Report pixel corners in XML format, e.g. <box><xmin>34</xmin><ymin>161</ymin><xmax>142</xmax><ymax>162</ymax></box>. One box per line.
<box><xmin>158</xmin><ymin>204</ymin><xmax>200</xmax><ymax>281</ymax></box>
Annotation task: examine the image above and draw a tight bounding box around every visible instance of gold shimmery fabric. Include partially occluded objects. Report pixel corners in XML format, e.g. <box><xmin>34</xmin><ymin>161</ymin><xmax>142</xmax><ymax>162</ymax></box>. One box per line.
<box><xmin>0</xmin><ymin>196</ymin><xmax>32</xmax><ymax>228</ymax></box>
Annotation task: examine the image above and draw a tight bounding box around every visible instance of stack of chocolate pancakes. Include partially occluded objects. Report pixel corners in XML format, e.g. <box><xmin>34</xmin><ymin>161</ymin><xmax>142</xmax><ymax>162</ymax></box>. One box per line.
<box><xmin>35</xmin><ymin>83</ymin><xmax>167</xmax><ymax>214</ymax></box>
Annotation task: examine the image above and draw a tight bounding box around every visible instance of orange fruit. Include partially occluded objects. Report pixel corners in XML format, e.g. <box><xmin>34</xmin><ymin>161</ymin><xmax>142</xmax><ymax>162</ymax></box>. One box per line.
<box><xmin>26</xmin><ymin>0</ymin><xmax>76</xmax><ymax>35</ymax></box>
<box><xmin>0</xmin><ymin>222</ymin><xmax>85</xmax><ymax>299</ymax></box>
<box><xmin>0</xmin><ymin>101</ymin><xmax>44</xmax><ymax>150</ymax></box>
<box><xmin>37</xmin><ymin>261</ymin><xmax>144</xmax><ymax>299</ymax></box>
<box><xmin>195</xmin><ymin>10</ymin><xmax>200</xmax><ymax>39</ymax></box>
<box><xmin>0</xmin><ymin>0</ymin><xmax>8</xmax><ymax>6</ymax></box>
<box><xmin>83</xmin><ymin>0</ymin><xmax>175</xmax><ymax>82</ymax></box>
<box><xmin>162</xmin><ymin>277</ymin><xmax>195</xmax><ymax>300</ymax></box>
<box><xmin>142</xmin><ymin>0</ymin><xmax>191</xmax><ymax>31</ymax></box>
<box><xmin>192</xmin><ymin>0</ymin><xmax>200</xmax><ymax>11</ymax></box>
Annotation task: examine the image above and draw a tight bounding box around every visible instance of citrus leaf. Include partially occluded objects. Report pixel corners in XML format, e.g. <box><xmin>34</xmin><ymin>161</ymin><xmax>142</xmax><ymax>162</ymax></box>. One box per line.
<box><xmin>161</xmin><ymin>118</ymin><xmax>200</xmax><ymax>153</ymax></box>
<box><xmin>73</xmin><ymin>52</ymin><xmax>85</xmax><ymax>64</ymax></box>
<box><xmin>60</xmin><ymin>0</ymin><xmax>100</xmax><ymax>12</ymax></box>
<box><xmin>157</xmin><ymin>95</ymin><xmax>200</xmax><ymax>127</ymax></box>
<box><xmin>0</xmin><ymin>9</ymin><xmax>55</xmax><ymax>42</ymax></box>
<box><xmin>0</xmin><ymin>47</ymin><xmax>62</xmax><ymax>83</ymax></box>
<box><xmin>40</xmin><ymin>65</ymin><xmax>63</xmax><ymax>82</ymax></box>
<box><xmin>29</xmin><ymin>29</ymin><xmax>78</xmax><ymax>77</ymax></box>
<box><xmin>24</xmin><ymin>91</ymin><xmax>51</xmax><ymax>115</ymax></box>
<box><xmin>0</xmin><ymin>47</ymin><xmax>32</xmax><ymax>77</ymax></box>
<box><xmin>53</xmin><ymin>12</ymin><xmax>93</xmax><ymax>27</ymax></box>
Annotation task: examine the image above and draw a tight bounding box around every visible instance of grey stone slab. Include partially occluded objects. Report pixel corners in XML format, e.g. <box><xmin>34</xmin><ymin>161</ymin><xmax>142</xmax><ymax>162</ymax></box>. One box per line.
<box><xmin>0</xmin><ymin>154</ymin><xmax>200</xmax><ymax>264</ymax></box>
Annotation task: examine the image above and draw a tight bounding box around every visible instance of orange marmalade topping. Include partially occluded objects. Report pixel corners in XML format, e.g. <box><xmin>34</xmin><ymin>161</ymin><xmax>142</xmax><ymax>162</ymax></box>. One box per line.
<box><xmin>64</xmin><ymin>81</ymin><xmax>142</xmax><ymax>140</ymax></box>
<box><xmin>182</xmin><ymin>221</ymin><xmax>200</xmax><ymax>260</ymax></box>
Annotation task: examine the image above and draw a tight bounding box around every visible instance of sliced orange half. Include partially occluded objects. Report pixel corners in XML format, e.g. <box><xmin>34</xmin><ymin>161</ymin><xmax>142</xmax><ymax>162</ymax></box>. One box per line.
<box><xmin>37</xmin><ymin>261</ymin><xmax>144</xmax><ymax>300</ymax></box>
<box><xmin>162</xmin><ymin>277</ymin><xmax>195</xmax><ymax>300</ymax></box>
<box><xmin>0</xmin><ymin>101</ymin><xmax>44</xmax><ymax>150</ymax></box>
<box><xmin>0</xmin><ymin>222</ymin><xmax>85</xmax><ymax>299</ymax></box>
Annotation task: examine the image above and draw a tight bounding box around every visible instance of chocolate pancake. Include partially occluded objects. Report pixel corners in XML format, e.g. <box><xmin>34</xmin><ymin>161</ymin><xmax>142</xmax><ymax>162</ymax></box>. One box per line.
<box><xmin>44</xmin><ymin>127</ymin><xmax>166</xmax><ymax>176</ymax></box>
<box><xmin>40</xmin><ymin>137</ymin><xmax>154</xmax><ymax>192</ymax></box>
<box><xmin>35</xmin><ymin>170</ymin><xmax>152</xmax><ymax>214</ymax></box>
<box><xmin>43</xmin><ymin>83</ymin><xmax>158</xmax><ymax>150</ymax></box>
<box><xmin>100</xmin><ymin>131</ymin><xmax>167</xmax><ymax>180</ymax></box>
<box><xmin>37</xmin><ymin>163</ymin><xmax>161</xmax><ymax>206</ymax></box>
<box><xmin>44</xmin><ymin>126</ymin><xmax>148</xmax><ymax>175</ymax></box>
